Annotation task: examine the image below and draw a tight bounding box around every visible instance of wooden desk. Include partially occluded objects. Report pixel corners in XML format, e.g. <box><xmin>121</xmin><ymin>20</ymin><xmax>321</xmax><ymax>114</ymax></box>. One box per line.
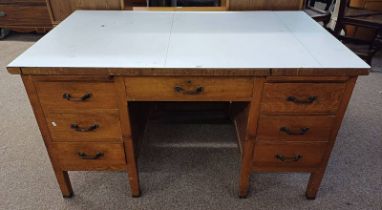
<box><xmin>7</xmin><ymin>11</ymin><xmax>369</xmax><ymax>199</ymax></box>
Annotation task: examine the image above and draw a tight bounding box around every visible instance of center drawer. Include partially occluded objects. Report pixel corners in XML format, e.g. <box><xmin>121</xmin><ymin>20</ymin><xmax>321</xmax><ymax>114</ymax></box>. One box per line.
<box><xmin>52</xmin><ymin>142</ymin><xmax>126</xmax><ymax>170</ymax></box>
<box><xmin>45</xmin><ymin>110</ymin><xmax>122</xmax><ymax>142</ymax></box>
<box><xmin>125</xmin><ymin>77</ymin><xmax>254</xmax><ymax>101</ymax></box>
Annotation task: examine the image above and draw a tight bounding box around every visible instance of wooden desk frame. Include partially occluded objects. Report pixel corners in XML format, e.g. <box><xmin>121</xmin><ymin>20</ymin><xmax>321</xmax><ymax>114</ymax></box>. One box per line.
<box><xmin>10</xmin><ymin>65</ymin><xmax>367</xmax><ymax>199</ymax></box>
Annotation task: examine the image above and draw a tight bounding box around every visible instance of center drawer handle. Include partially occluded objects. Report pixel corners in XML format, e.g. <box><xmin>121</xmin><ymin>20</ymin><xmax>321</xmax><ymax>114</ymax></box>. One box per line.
<box><xmin>0</xmin><ymin>11</ymin><xmax>6</xmax><ymax>17</ymax></box>
<box><xmin>63</xmin><ymin>92</ymin><xmax>92</xmax><ymax>102</ymax></box>
<box><xmin>275</xmin><ymin>154</ymin><xmax>303</xmax><ymax>162</ymax></box>
<box><xmin>280</xmin><ymin>127</ymin><xmax>309</xmax><ymax>135</ymax></box>
<box><xmin>70</xmin><ymin>123</ymin><xmax>99</xmax><ymax>132</ymax></box>
<box><xmin>78</xmin><ymin>152</ymin><xmax>104</xmax><ymax>160</ymax></box>
<box><xmin>174</xmin><ymin>86</ymin><xmax>204</xmax><ymax>95</ymax></box>
<box><xmin>287</xmin><ymin>96</ymin><xmax>317</xmax><ymax>104</ymax></box>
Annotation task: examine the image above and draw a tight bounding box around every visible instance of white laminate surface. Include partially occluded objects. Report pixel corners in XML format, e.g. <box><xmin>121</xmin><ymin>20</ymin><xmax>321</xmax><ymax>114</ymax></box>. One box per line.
<box><xmin>7</xmin><ymin>10</ymin><xmax>369</xmax><ymax>69</ymax></box>
<box><xmin>275</xmin><ymin>12</ymin><xmax>368</xmax><ymax>68</ymax></box>
<box><xmin>166</xmin><ymin>12</ymin><xmax>318</xmax><ymax>68</ymax></box>
<box><xmin>9</xmin><ymin>12</ymin><xmax>174</xmax><ymax>68</ymax></box>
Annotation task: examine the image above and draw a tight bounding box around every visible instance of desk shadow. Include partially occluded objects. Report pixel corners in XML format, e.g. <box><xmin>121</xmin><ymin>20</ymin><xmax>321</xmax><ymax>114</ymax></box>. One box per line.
<box><xmin>2</xmin><ymin>32</ymin><xmax>44</xmax><ymax>42</ymax></box>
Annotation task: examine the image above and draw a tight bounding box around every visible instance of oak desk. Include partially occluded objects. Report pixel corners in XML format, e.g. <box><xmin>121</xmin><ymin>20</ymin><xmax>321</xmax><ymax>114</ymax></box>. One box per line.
<box><xmin>7</xmin><ymin>11</ymin><xmax>369</xmax><ymax>199</ymax></box>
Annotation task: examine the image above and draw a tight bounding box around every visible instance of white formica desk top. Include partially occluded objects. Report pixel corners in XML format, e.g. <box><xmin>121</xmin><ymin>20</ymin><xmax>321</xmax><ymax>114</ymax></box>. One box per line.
<box><xmin>8</xmin><ymin>10</ymin><xmax>369</xmax><ymax>70</ymax></box>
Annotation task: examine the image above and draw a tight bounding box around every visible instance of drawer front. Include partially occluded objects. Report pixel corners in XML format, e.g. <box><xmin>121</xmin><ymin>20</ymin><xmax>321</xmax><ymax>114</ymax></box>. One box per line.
<box><xmin>253</xmin><ymin>142</ymin><xmax>327</xmax><ymax>168</ymax></box>
<box><xmin>0</xmin><ymin>5</ymin><xmax>51</xmax><ymax>27</ymax></box>
<box><xmin>125</xmin><ymin>77</ymin><xmax>254</xmax><ymax>101</ymax></box>
<box><xmin>35</xmin><ymin>81</ymin><xmax>119</xmax><ymax>110</ymax></box>
<box><xmin>46</xmin><ymin>111</ymin><xmax>122</xmax><ymax>141</ymax></box>
<box><xmin>257</xmin><ymin>115</ymin><xmax>336</xmax><ymax>142</ymax></box>
<box><xmin>261</xmin><ymin>83</ymin><xmax>346</xmax><ymax>114</ymax></box>
<box><xmin>52</xmin><ymin>142</ymin><xmax>126</xmax><ymax>169</ymax></box>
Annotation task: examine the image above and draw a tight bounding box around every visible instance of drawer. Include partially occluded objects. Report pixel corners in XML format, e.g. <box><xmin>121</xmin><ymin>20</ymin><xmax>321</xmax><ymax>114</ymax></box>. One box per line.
<box><xmin>257</xmin><ymin>115</ymin><xmax>336</xmax><ymax>142</ymax></box>
<box><xmin>253</xmin><ymin>142</ymin><xmax>327</xmax><ymax>168</ymax></box>
<box><xmin>261</xmin><ymin>83</ymin><xmax>346</xmax><ymax>114</ymax></box>
<box><xmin>52</xmin><ymin>142</ymin><xmax>126</xmax><ymax>170</ymax></box>
<box><xmin>0</xmin><ymin>5</ymin><xmax>51</xmax><ymax>27</ymax></box>
<box><xmin>46</xmin><ymin>110</ymin><xmax>122</xmax><ymax>142</ymax></box>
<box><xmin>35</xmin><ymin>81</ymin><xmax>119</xmax><ymax>110</ymax></box>
<box><xmin>125</xmin><ymin>77</ymin><xmax>254</xmax><ymax>101</ymax></box>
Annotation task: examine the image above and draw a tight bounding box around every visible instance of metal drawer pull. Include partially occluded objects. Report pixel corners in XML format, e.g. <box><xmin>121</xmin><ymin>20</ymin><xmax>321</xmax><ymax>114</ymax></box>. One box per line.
<box><xmin>70</xmin><ymin>123</ymin><xmax>99</xmax><ymax>132</ymax></box>
<box><xmin>287</xmin><ymin>96</ymin><xmax>317</xmax><ymax>104</ymax></box>
<box><xmin>78</xmin><ymin>152</ymin><xmax>104</xmax><ymax>160</ymax></box>
<box><xmin>63</xmin><ymin>92</ymin><xmax>92</xmax><ymax>101</ymax></box>
<box><xmin>280</xmin><ymin>127</ymin><xmax>309</xmax><ymax>135</ymax></box>
<box><xmin>0</xmin><ymin>11</ymin><xmax>6</xmax><ymax>17</ymax></box>
<box><xmin>174</xmin><ymin>86</ymin><xmax>204</xmax><ymax>95</ymax></box>
<box><xmin>275</xmin><ymin>154</ymin><xmax>303</xmax><ymax>162</ymax></box>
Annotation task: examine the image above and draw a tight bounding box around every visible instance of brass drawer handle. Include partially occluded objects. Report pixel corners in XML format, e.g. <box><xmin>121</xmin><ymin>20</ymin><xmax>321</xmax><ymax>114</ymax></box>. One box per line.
<box><xmin>174</xmin><ymin>86</ymin><xmax>204</xmax><ymax>95</ymax></box>
<box><xmin>78</xmin><ymin>152</ymin><xmax>104</xmax><ymax>160</ymax></box>
<box><xmin>275</xmin><ymin>154</ymin><xmax>303</xmax><ymax>162</ymax></box>
<box><xmin>287</xmin><ymin>96</ymin><xmax>317</xmax><ymax>104</ymax></box>
<box><xmin>280</xmin><ymin>127</ymin><xmax>309</xmax><ymax>135</ymax></box>
<box><xmin>63</xmin><ymin>92</ymin><xmax>92</xmax><ymax>102</ymax></box>
<box><xmin>70</xmin><ymin>123</ymin><xmax>99</xmax><ymax>132</ymax></box>
<box><xmin>0</xmin><ymin>11</ymin><xmax>6</xmax><ymax>17</ymax></box>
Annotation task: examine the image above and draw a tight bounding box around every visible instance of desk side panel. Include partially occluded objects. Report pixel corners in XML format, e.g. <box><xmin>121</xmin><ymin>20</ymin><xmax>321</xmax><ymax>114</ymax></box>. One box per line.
<box><xmin>21</xmin><ymin>75</ymin><xmax>74</xmax><ymax>197</ymax></box>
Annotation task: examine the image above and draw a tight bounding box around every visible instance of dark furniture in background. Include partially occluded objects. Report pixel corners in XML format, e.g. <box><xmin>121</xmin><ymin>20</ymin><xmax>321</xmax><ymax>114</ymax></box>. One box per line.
<box><xmin>309</xmin><ymin>0</ymin><xmax>334</xmax><ymax>10</ymax></box>
<box><xmin>304</xmin><ymin>0</ymin><xmax>333</xmax><ymax>26</ymax></box>
<box><xmin>0</xmin><ymin>0</ymin><xmax>52</xmax><ymax>39</ymax></box>
<box><xmin>334</xmin><ymin>0</ymin><xmax>382</xmax><ymax>64</ymax></box>
<box><xmin>144</xmin><ymin>0</ymin><xmax>219</xmax><ymax>7</ymax></box>
<box><xmin>229</xmin><ymin>0</ymin><xmax>304</xmax><ymax>10</ymax></box>
<box><xmin>177</xmin><ymin>0</ymin><xmax>219</xmax><ymax>6</ymax></box>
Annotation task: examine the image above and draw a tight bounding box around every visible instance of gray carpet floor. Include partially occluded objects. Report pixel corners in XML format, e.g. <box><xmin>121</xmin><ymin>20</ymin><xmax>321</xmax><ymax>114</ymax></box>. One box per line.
<box><xmin>0</xmin><ymin>33</ymin><xmax>381</xmax><ymax>210</ymax></box>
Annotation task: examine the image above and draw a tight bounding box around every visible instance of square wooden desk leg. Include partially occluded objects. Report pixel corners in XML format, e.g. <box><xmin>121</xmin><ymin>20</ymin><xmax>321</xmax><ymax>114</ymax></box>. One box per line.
<box><xmin>54</xmin><ymin>169</ymin><xmax>74</xmax><ymax>198</ymax></box>
<box><xmin>124</xmin><ymin>139</ymin><xmax>141</xmax><ymax>197</ymax></box>
<box><xmin>115</xmin><ymin>77</ymin><xmax>141</xmax><ymax>197</ymax></box>
<box><xmin>239</xmin><ymin>140</ymin><xmax>255</xmax><ymax>198</ymax></box>
<box><xmin>306</xmin><ymin>170</ymin><xmax>325</xmax><ymax>199</ymax></box>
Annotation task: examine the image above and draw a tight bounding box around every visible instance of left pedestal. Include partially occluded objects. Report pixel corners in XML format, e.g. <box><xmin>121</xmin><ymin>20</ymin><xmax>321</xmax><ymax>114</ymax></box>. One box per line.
<box><xmin>21</xmin><ymin>75</ymin><xmax>140</xmax><ymax>198</ymax></box>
